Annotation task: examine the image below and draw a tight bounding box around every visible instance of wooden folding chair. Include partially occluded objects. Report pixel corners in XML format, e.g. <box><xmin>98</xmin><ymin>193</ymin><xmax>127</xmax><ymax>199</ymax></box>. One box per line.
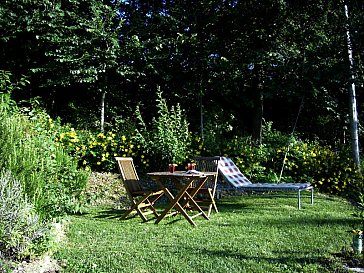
<box><xmin>115</xmin><ymin>157</ymin><xmax>164</xmax><ymax>221</ymax></box>
<box><xmin>187</xmin><ymin>156</ymin><xmax>220</xmax><ymax>217</ymax></box>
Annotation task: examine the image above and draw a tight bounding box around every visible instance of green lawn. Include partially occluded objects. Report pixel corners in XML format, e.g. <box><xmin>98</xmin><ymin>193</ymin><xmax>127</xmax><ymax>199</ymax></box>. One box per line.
<box><xmin>54</xmin><ymin>192</ymin><xmax>356</xmax><ymax>273</ymax></box>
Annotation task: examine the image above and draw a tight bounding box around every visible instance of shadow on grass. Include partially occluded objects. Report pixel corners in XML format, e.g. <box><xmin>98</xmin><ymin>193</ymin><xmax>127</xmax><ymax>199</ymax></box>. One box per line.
<box><xmin>94</xmin><ymin>208</ymin><xmax>127</xmax><ymax>219</ymax></box>
<box><xmin>90</xmin><ymin>194</ymin><xmax>354</xmax><ymax>228</ymax></box>
<box><xmin>165</xmin><ymin>246</ymin><xmax>341</xmax><ymax>271</ymax></box>
<box><xmin>217</xmin><ymin>192</ymin><xmax>346</xmax><ymax>211</ymax></box>
<box><xmin>93</xmin><ymin>207</ymin><xmax>174</xmax><ymax>223</ymax></box>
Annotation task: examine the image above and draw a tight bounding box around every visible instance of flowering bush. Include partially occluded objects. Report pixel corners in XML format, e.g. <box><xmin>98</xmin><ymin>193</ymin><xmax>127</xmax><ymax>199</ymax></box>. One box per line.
<box><xmin>55</xmin><ymin>114</ymin><xmax>358</xmax><ymax>197</ymax></box>
<box><xmin>351</xmin><ymin>229</ymin><xmax>363</xmax><ymax>238</ymax></box>
<box><xmin>55</xmin><ymin>128</ymin><xmax>150</xmax><ymax>172</ymax></box>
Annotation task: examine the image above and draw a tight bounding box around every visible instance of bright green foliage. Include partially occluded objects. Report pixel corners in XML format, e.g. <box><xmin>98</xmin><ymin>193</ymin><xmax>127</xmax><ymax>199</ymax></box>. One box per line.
<box><xmin>0</xmin><ymin>70</ymin><xmax>29</xmax><ymax>94</ymax></box>
<box><xmin>0</xmin><ymin>90</ymin><xmax>88</xmax><ymax>219</ymax></box>
<box><xmin>135</xmin><ymin>90</ymin><xmax>190</xmax><ymax>168</ymax></box>
<box><xmin>273</xmin><ymin>141</ymin><xmax>358</xmax><ymax>195</ymax></box>
<box><xmin>54</xmin><ymin>91</ymin><xmax>190</xmax><ymax>172</ymax></box>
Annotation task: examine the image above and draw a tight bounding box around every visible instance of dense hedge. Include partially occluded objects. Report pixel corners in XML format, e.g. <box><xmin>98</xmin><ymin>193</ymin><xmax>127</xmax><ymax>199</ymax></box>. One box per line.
<box><xmin>54</xmin><ymin>120</ymin><xmax>361</xmax><ymax>196</ymax></box>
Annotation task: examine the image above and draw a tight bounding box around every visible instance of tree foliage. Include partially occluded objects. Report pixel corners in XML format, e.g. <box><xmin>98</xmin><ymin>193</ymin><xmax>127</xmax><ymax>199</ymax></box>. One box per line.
<box><xmin>0</xmin><ymin>0</ymin><xmax>363</xmax><ymax>146</ymax></box>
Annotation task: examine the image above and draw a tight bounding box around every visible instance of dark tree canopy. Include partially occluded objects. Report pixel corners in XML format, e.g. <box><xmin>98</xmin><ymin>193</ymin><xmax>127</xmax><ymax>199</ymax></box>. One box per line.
<box><xmin>0</xmin><ymin>0</ymin><xmax>363</xmax><ymax>144</ymax></box>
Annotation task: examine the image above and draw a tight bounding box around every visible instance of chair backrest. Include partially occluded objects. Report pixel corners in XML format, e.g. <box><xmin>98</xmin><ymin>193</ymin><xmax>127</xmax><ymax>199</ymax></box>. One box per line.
<box><xmin>115</xmin><ymin>157</ymin><xmax>143</xmax><ymax>194</ymax></box>
<box><xmin>218</xmin><ymin>157</ymin><xmax>252</xmax><ymax>188</ymax></box>
<box><xmin>193</xmin><ymin>156</ymin><xmax>220</xmax><ymax>190</ymax></box>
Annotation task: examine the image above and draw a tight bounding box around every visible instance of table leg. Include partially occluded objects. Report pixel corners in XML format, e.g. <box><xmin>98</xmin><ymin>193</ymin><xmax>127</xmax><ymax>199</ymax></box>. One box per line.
<box><xmin>180</xmin><ymin>176</ymin><xmax>210</xmax><ymax>220</ymax></box>
<box><xmin>154</xmin><ymin>177</ymin><xmax>197</xmax><ymax>226</ymax></box>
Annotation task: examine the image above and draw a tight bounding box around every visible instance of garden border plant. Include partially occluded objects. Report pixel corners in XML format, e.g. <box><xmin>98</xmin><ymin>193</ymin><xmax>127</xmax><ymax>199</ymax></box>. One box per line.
<box><xmin>1</xmin><ymin>71</ymin><xmax>89</xmax><ymax>269</ymax></box>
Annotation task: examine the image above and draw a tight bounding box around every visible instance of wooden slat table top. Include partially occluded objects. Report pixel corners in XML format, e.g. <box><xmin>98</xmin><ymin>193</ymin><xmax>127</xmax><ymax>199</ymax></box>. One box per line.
<box><xmin>147</xmin><ymin>171</ymin><xmax>216</xmax><ymax>177</ymax></box>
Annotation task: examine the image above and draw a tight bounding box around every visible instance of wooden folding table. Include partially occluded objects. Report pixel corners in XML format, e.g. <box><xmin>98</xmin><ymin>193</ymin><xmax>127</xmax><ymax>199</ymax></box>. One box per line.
<box><xmin>147</xmin><ymin>171</ymin><xmax>216</xmax><ymax>226</ymax></box>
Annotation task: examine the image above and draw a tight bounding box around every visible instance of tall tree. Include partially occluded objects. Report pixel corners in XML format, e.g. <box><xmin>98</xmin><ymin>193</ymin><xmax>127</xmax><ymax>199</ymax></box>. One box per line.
<box><xmin>0</xmin><ymin>0</ymin><xmax>123</xmax><ymax>130</ymax></box>
<box><xmin>344</xmin><ymin>2</ymin><xmax>360</xmax><ymax>168</ymax></box>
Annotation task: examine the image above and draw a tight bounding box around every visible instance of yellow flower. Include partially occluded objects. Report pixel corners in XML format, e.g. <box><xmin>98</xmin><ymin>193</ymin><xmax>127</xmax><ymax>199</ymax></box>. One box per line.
<box><xmin>352</xmin><ymin>229</ymin><xmax>363</xmax><ymax>236</ymax></box>
<box><xmin>97</xmin><ymin>161</ymin><xmax>101</xmax><ymax>165</ymax></box>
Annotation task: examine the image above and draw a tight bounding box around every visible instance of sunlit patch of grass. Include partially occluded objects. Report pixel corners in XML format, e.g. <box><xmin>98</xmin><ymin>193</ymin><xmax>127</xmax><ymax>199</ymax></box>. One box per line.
<box><xmin>55</xmin><ymin>193</ymin><xmax>354</xmax><ymax>272</ymax></box>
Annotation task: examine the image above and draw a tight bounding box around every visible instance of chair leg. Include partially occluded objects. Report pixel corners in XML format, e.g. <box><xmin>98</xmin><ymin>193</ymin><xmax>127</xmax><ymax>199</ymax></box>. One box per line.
<box><xmin>122</xmin><ymin>194</ymin><xmax>161</xmax><ymax>222</ymax></box>
<box><xmin>208</xmin><ymin>189</ymin><xmax>218</xmax><ymax>214</ymax></box>
<box><xmin>148</xmin><ymin>192</ymin><xmax>164</xmax><ymax>217</ymax></box>
<box><xmin>146</xmin><ymin>199</ymin><xmax>160</xmax><ymax>218</ymax></box>
<box><xmin>298</xmin><ymin>190</ymin><xmax>301</xmax><ymax>210</ymax></box>
<box><xmin>311</xmin><ymin>188</ymin><xmax>314</xmax><ymax>205</ymax></box>
<box><xmin>121</xmin><ymin>199</ymin><xmax>139</xmax><ymax>220</ymax></box>
<box><xmin>136</xmin><ymin>207</ymin><xmax>149</xmax><ymax>222</ymax></box>
<box><xmin>121</xmin><ymin>207</ymin><xmax>135</xmax><ymax>220</ymax></box>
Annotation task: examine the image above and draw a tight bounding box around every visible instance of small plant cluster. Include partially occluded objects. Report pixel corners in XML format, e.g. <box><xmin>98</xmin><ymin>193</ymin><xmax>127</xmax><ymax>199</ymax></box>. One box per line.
<box><xmin>0</xmin><ymin>171</ymin><xmax>46</xmax><ymax>259</ymax></box>
<box><xmin>351</xmin><ymin>229</ymin><xmax>363</xmax><ymax>238</ymax></box>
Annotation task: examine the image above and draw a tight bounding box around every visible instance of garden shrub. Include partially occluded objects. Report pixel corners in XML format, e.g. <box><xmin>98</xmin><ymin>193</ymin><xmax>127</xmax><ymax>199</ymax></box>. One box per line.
<box><xmin>219</xmin><ymin>125</ymin><xmax>359</xmax><ymax>195</ymax></box>
<box><xmin>0</xmin><ymin>171</ymin><xmax>46</xmax><ymax>259</ymax></box>
<box><xmin>135</xmin><ymin>90</ymin><xmax>190</xmax><ymax>169</ymax></box>
<box><xmin>54</xmin><ymin>111</ymin><xmax>360</xmax><ymax>198</ymax></box>
<box><xmin>54</xmin><ymin>127</ymin><xmax>150</xmax><ymax>173</ymax></box>
<box><xmin>192</xmin><ymin>121</ymin><xmax>357</xmax><ymax>196</ymax></box>
<box><xmin>272</xmin><ymin>140</ymin><xmax>359</xmax><ymax>195</ymax></box>
<box><xmin>0</xmin><ymin>92</ymin><xmax>88</xmax><ymax>219</ymax></box>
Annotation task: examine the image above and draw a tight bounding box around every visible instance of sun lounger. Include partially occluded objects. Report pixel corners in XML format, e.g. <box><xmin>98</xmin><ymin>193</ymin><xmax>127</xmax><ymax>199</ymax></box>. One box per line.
<box><xmin>218</xmin><ymin>157</ymin><xmax>314</xmax><ymax>209</ymax></box>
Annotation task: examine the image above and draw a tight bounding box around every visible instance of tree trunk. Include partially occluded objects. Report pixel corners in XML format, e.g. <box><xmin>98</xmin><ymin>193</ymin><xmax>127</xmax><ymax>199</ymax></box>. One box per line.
<box><xmin>200</xmin><ymin>89</ymin><xmax>204</xmax><ymax>142</ymax></box>
<box><xmin>251</xmin><ymin>64</ymin><xmax>264</xmax><ymax>144</ymax></box>
<box><xmin>100</xmin><ymin>90</ymin><xmax>106</xmax><ymax>132</ymax></box>
<box><xmin>252</xmin><ymin>87</ymin><xmax>263</xmax><ymax>144</ymax></box>
<box><xmin>344</xmin><ymin>3</ymin><xmax>360</xmax><ymax>169</ymax></box>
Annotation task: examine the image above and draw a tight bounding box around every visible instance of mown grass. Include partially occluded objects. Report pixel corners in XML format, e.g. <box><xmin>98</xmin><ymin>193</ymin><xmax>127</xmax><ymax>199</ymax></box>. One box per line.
<box><xmin>55</xmin><ymin>192</ymin><xmax>355</xmax><ymax>273</ymax></box>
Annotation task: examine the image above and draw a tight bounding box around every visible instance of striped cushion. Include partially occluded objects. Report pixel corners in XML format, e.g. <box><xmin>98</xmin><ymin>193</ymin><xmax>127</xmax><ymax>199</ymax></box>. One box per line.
<box><xmin>218</xmin><ymin>157</ymin><xmax>252</xmax><ymax>187</ymax></box>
